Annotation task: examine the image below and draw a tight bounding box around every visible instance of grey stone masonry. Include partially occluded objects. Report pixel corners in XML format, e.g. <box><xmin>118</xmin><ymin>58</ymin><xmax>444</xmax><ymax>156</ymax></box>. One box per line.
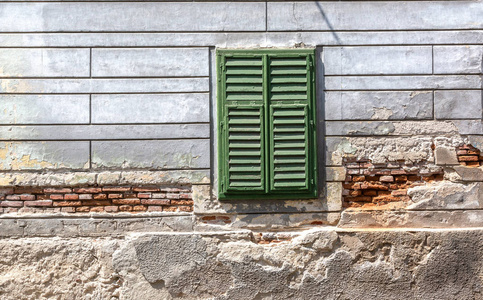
<box><xmin>434</xmin><ymin>90</ymin><xmax>482</xmax><ymax>119</ymax></box>
<box><xmin>323</xmin><ymin>46</ymin><xmax>432</xmax><ymax>75</ymax></box>
<box><xmin>434</xmin><ymin>46</ymin><xmax>483</xmax><ymax>74</ymax></box>
<box><xmin>325</xmin><ymin>91</ymin><xmax>433</xmax><ymax>120</ymax></box>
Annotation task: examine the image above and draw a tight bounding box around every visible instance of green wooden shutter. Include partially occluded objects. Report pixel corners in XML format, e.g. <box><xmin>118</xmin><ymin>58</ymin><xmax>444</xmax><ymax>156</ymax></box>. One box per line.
<box><xmin>219</xmin><ymin>55</ymin><xmax>266</xmax><ymax>196</ymax></box>
<box><xmin>267</xmin><ymin>54</ymin><xmax>316</xmax><ymax>195</ymax></box>
<box><xmin>218</xmin><ymin>50</ymin><xmax>317</xmax><ymax>200</ymax></box>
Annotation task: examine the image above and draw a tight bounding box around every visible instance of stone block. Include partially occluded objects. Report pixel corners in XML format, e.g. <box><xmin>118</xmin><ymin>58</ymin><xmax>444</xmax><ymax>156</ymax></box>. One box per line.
<box><xmin>435</xmin><ymin>147</ymin><xmax>459</xmax><ymax>165</ymax></box>
<box><xmin>92</xmin><ymin>48</ymin><xmax>209</xmax><ymax>77</ymax></box>
<box><xmin>92</xmin><ymin>140</ymin><xmax>210</xmax><ymax>169</ymax></box>
<box><xmin>434</xmin><ymin>46</ymin><xmax>483</xmax><ymax>74</ymax></box>
<box><xmin>434</xmin><ymin>90</ymin><xmax>482</xmax><ymax>119</ymax></box>
<box><xmin>326</xmin><ymin>182</ymin><xmax>342</xmax><ymax>211</ymax></box>
<box><xmin>324</xmin><ymin>46</ymin><xmax>432</xmax><ymax>75</ymax></box>
<box><xmin>325</xmin><ymin>121</ymin><xmax>396</xmax><ymax>136</ymax></box>
<box><xmin>0</xmin><ymin>142</ymin><xmax>90</xmax><ymax>170</ymax></box>
<box><xmin>326</xmin><ymin>167</ymin><xmax>346</xmax><ymax>181</ymax></box>
<box><xmin>325</xmin><ymin>91</ymin><xmax>433</xmax><ymax>120</ymax></box>
<box><xmin>0</xmin><ymin>49</ymin><xmax>89</xmax><ymax>77</ymax></box>
<box><xmin>453</xmin><ymin>166</ymin><xmax>483</xmax><ymax>182</ymax></box>
<box><xmin>407</xmin><ymin>182</ymin><xmax>483</xmax><ymax>210</ymax></box>
<box><xmin>0</xmin><ymin>78</ymin><xmax>209</xmax><ymax>94</ymax></box>
<box><xmin>0</xmin><ymin>124</ymin><xmax>210</xmax><ymax>141</ymax></box>
<box><xmin>0</xmin><ymin>95</ymin><xmax>89</xmax><ymax>125</ymax></box>
<box><xmin>0</xmin><ymin>3</ymin><xmax>266</xmax><ymax>32</ymax></box>
<box><xmin>268</xmin><ymin>2</ymin><xmax>483</xmax><ymax>31</ymax></box>
<box><xmin>92</xmin><ymin>94</ymin><xmax>209</xmax><ymax>124</ymax></box>
<box><xmin>325</xmin><ymin>75</ymin><xmax>482</xmax><ymax>91</ymax></box>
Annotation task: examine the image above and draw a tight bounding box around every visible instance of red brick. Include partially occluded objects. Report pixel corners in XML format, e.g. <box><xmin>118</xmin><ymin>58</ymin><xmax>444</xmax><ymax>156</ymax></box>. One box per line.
<box><xmin>3</xmin><ymin>208</ymin><xmax>18</xmax><ymax>213</ymax></box>
<box><xmin>467</xmin><ymin>150</ymin><xmax>480</xmax><ymax>155</ymax></box>
<box><xmin>73</xmin><ymin>187</ymin><xmax>102</xmax><ymax>193</ymax></box>
<box><xmin>378</xmin><ymin>191</ymin><xmax>392</xmax><ymax>196</ymax></box>
<box><xmin>457</xmin><ymin>150</ymin><xmax>468</xmax><ymax>155</ymax></box>
<box><xmin>64</xmin><ymin>194</ymin><xmax>79</xmax><ymax>200</ymax></box>
<box><xmin>345</xmin><ymin>163</ymin><xmax>360</xmax><ymax>169</ymax></box>
<box><xmin>0</xmin><ymin>188</ymin><xmax>14</xmax><ymax>195</ymax></box>
<box><xmin>141</xmin><ymin>199</ymin><xmax>170</xmax><ymax>206</ymax></box>
<box><xmin>50</xmin><ymin>194</ymin><xmax>64</xmax><ymax>200</ymax></box>
<box><xmin>93</xmin><ymin>193</ymin><xmax>107</xmax><ymax>200</ymax></box>
<box><xmin>133</xmin><ymin>205</ymin><xmax>147</xmax><ymax>211</ymax></box>
<box><xmin>162</xmin><ymin>206</ymin><xmax>178</xmax><ymax>212</ymax></box>
<box><xmin>133</xmin><ymin>187</ymin><xmax>160</xmax><ymax>192</ymax></box>
<box><xmin>19</xmin><ymin>194</ymin><xmax>35</xmax><ymax>201</ymax></box>
<box><xmin>360</xmin><ymin>183</ymin><xmax>389</xmax><ymax>191</ymax></box>
<box><xmin>178</xmin><ymin>206</ymin><xmax>193</xmax><ymax>212</ymax></box>
<box><xmin>81</xmin><ymin>200</ymin><xmax>110</xmax><ymax>206</ymax></box>
<box><xmin>44</xmin><ymin>188</ymin><xmax>72</xmax><ymax>193</ymax></box>
<box><xmin>90</xmin><ymin>207</ymin><xmax>105</xmax><ymax>212</ymax></box>
<box><xmin>137</xmin><ymin>193</ymin><xmax>152</xmax><ymax>199</ymax></box>
<box><xmin>466</xmin><ymin>161</ymin><xmax>480</xmax><ymax>167</ymax></box>
<box><xmin>14</xmin><ymin>187</ymin><xmax>43</xmax><ymax>194</ymax></box>
<box><xmin>102</xmin><ymin>186</ymin><xmax>131</xmax><ymax>192</ymax></box>
<box><xmin>459</xmin><ymin>155</ymin><xmax>479</xmax><ymax>162</ymax></box>
<box><xmin>201</xmin><ymin>216</ymin><xmax>217</xmax><ymax>221</ymax></box>
<box><xmin>347</xmin><ymin>169</ymin><xmax>361</xmax><ymax>175</ymax></box>
<box><xmin>374</xmin><ymin>170</ymin><xmax>391</xmax><ymax>175</ymax></box>
<box><xmin>179</xmin><ymin>193</ymin><xmax>191</xmax><ymax>199</ymax></box>
<box><xmin>104</xmin><ymin>206</ymin><xmax>119</xmax><ymax>213</ymax></box>
<box><xmin>352</xmin><ymin>175</ymin><xmax>365</xmax><ymax>182</ymax></box>
<box><xmin>61</xmin><ymin>207</ymin><xmax>76</xmax><ymax>213</ymax></box>
<box><xmin>79</xmin><ymin>194</ymin><xmax>92</xmax><ymax>200</ymax></box>
<box><xmin>0</xmin><ymin>201</ymin><xmax>23</xmax><ymax>207</ymax></box>
<box><xmin>459</xmin><ymin>145</ymin><xmax>471</xmax><ymax>150</ymax></box>
<box><xmin>395</xmin><ymin>175</ymin><xmax>408</xmax><ymax>183</ymax></box>
<box><xmin>344</xmin><ymin>176</ymin><xmax>352</xmax><ymax>182</ymax></box>
<box><xmin>108</xmin><ymin>193</ymin><xmax>123</xmax><ymax>199</ymax></box>
<box><xmin>37</xmin><ymin>195</ymin><xmax>50</xmax><ymax>200</ymax></box>
<box><xmin>166</xmin><ymin>193</ymin><xmax>180</xmax><ymax>199</ymax></box>
<box><xmin>391</xmin><ymin>190</ymin><xmax>408</xmax><ymax>196</ymax></box>
<box><xmin>171</xmin><ymin>200</ymin><xmax>193</xmax><ymax>205</ymax></box>
<box><xmin>386</xmin><ymin>163</ymin><xmax>400</xmax><ymax>169</ymax></box>
<box><xmin>373</xmin><ymin>196</ymin><xmax>401</xmax><ymax>202</ymax></box>
<box><xmin>5</xmin><ymin>195</ymin><xmax>20</xmax><ymax>200</ymax></box>
<box><xmin>112</xmin><ymin>198</ymin><xmax>140</xmax><ymax>205</ymax></box>
<box><xmin>349</xmin><ymin>190</ymin><xmax>362</xmax><ymax>197</ymax></box>
<box><xmin>360</xmin><ymin>163</ymin><xmax>374</xmax><ymax>168</ymax></box>
<box><xmin>407</xmin><ymin>175</ymin><xmax>420</xmax><ymax>181</ymax></box>
<box><xmin>53</xmin><ymin>201</ymin><xmax>82</xmax><ymax>207</ymax></box>
<box><xmin>422</xmin><ymin>175</ymin><xmax>435</xmax><ymax>182</ymax></box>
<box><xmin>379</xmin><ymin>176</ymin><xmax>394</xmax><ymax>183</ymax></box>
<box><xmin>349</xmin><ymin>196</ymin><xmax>372</xmax><ymax>202</ymax></box>
<box><xmin>147</xmin><ymin>206</ymin><xmax>163</xmax><ymax>212</ymax></box>
<box><xmin>160</xmin><ymin>187</ymin><xmax>182</xmax><ymax>192</ymax></box>
<box><xmin>119</xmin><ymin>205</ymin><xmax>132</xmax><ymax>212</ymax></box>
<box><xmin>391</xmin><ymin>170</ymin><xmax>407</xmax><ymax>175</ymax></box>
<box><xmin>362</xmin><ymin>190</ymin><xmax>377</xmax><ymax>196</ymax></box>
<box><xmin>76</xmin><ymin>206</ymin><xmax>90</xmax><ymax>212</ymax></box>
<box><xmin>152</xmin><ymin>193</ymin><xmax>167</xmax><ymax>199</ymax></box>
<box><xmin>24</xmin><ymin>200</ymin><xmax>52</xmax><ymax>207</ymax></box>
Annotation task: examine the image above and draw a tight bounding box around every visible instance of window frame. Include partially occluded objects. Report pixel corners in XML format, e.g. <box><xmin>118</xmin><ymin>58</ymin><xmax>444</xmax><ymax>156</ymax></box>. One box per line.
<box><xmin>217</xmin><ymin>49</ymin><xmax>318</xmax><ymax>200</ymax></box>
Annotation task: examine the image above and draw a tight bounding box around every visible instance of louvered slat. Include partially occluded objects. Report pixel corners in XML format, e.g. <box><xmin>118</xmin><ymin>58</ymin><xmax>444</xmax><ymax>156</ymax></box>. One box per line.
<box><xmin>269</xmin><ymin>57</ymin><xmax>308</xmax><ymax>102</ymax></box>
<box><xmin>225</xmin><ymin>106</ymin><xmax>265</xmax><ymax>192</ymax></box>
<box><xmin>225</xmin><ymin>57</ymin><xmax>263</xmax><ymax>103</ymax></box>
<box><xmin>269</xmin><ymin>105</ymin><xmax>310</xmax><ymax>191</ymax></box>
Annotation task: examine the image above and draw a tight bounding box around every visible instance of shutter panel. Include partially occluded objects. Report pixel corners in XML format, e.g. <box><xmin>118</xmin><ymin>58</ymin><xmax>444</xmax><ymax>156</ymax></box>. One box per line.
<box><xmin>267</xmin><ymin>54</ymin><xmax>315</xmax><ymax>194</ymax></box>
<box><xmin>220</xmin><ymin>55</ymin><xmax>266</xmax><ymax>195</ymax></box>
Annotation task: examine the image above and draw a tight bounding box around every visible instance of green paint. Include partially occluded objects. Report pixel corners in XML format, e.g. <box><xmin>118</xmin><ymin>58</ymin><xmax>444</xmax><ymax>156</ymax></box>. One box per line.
<box><xmin>217</xmin><ymin>49</ymin><xmax>317</xmax><ymax>200</ymax></box>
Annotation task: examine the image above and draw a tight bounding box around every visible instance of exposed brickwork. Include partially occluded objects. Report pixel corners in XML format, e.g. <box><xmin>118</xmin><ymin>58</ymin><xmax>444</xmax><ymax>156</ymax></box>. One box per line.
<box><xmin>342</xmin><ymin>159</ymin><xmax>444</xmax><ymax>208</ymax></box>
<box><xmin>457</xmin><ymin>144</ymin><xmax>483</xmax><ymax>167</ymax></box>
<box><xmin>0</xmin><ymin>186</ymin><xmax>193</xmax><ymax>214</ymax></box>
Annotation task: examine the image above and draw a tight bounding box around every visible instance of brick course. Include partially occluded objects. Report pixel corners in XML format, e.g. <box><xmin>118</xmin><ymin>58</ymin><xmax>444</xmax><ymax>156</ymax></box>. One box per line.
<box><xmin>342</xmin><ymin>158</ymin><xmax>444</xmax><ymax>208</ymax></box>
<box><xmin>0</xmin><ymin>185</ymin><xmax>193</xmax><ymax>214</ymax></box>
<box><xmin>456</xmin><ymin>145</ymin><xmax>483</xmax><ymax>167</ymax></box>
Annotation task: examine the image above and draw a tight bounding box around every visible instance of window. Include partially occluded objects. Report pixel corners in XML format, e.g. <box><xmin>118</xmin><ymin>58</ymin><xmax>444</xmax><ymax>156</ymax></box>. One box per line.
<box><xmin>217</xmin><ymin>49</ymin><xmax>318</xmax><ymax>200</ymax></box>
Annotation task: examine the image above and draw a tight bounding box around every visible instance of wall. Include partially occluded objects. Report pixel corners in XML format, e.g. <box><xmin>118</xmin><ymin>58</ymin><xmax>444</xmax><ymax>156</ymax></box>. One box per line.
<box><xmin>0</xmin><ymin>1</ymin><xmax>483</xmax><ymax>299</ymax></box>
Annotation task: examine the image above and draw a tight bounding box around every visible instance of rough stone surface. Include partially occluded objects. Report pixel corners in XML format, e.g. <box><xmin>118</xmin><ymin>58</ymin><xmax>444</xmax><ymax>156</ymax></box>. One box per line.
<box><xmin>0</xmin><ymin>95</ymin><xmax>90</xmax><ymax>125</ymax></box>
<box><xmin>434</xmin><ymin>46</ymin><xmax>483</xmax><ymax>74</ymax></box>
<box><xmin>92</xmin><ymin>48</ymin><xmax>209</xmax><ymax>77</ymax></box>
<box><xmin>324</xmin><ymin>46</ymin><xmax>432</xmax><ymax>75</ymax></box>
<box><xmin>325</xmin><ymin>91</ymin><xmax>433</xmax><ymax>120</ymax></box>
<box><xmin>92</xmin><ymin>93</ymin><xmax>209</xmax><ymax>124</ymax></box>
<box><xmin>2</xmin><ymin>229</ymin><xmax>482</xmax><ymax>299</ymax></box>
<box><xmin>91</xmin><ymin>140</ymin><xmax>210</xmax><ymax>169</ymax></box>
<box><xmin>434</xmin><ymin>90</ymin><xmax>483</xmax><ymax>119</ymax></box>
<box><xmin>435</xmin><ymin>147</ymin><xmax>459</xmax><ymax>166</ymax></box>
